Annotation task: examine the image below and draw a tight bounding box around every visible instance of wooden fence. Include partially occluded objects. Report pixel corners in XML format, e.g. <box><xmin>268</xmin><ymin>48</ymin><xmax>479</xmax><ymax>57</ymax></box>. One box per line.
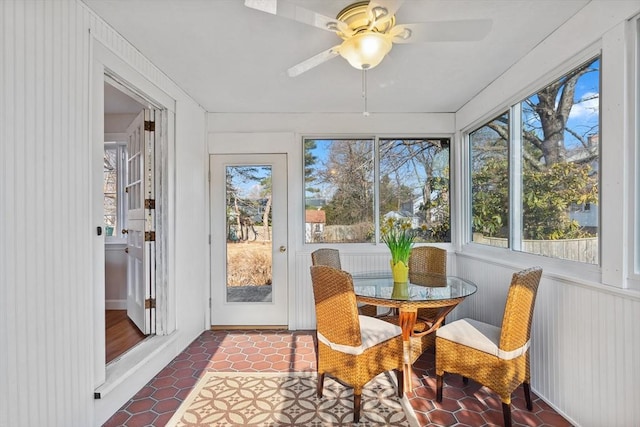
<box><xmin>473</xmin><ymin>234</ymin><xmax>598</xmax><ymax>264</ymax></box>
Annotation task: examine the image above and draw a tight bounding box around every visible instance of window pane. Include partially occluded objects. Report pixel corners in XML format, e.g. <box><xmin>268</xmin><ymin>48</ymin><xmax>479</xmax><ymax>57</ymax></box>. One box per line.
<box><xmin>379</xmin><ymin>138</ymin><xmax>450</xmax><ymax>242</ymax></box>
<box><xmin>225</xmin><ymin>165</ymin><xmax>273</xmax><ymax>302</ymax></box>
<box><xmin>470</xmin><ymin>113</ymin><xmax>510</xmax><ymax>247</ymax></box>
<box><xmin>304</xmin><ymin>139</ymin><xmax>374</xmax><ymax>243</ymax></box>
<box><xmin>104</xmin><ymin>146</ymin><xmax>118</xmax><ymax>235</ymax></box>
<box><xmin>520</xmin><ymin>56</ymin><xmax>599</xmax><ymax>263</ymax></box>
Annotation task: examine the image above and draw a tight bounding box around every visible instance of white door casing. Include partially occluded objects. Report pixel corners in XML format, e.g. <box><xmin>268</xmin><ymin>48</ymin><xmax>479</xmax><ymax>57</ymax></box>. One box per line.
<box><xmin>210</xmin><ymin>154</ymin><xmax>288</xmax><ymax>326</ymax></box>
<box><xmin>126</xmin><ymin>109</ymin><xmax>156</xmax><ymax>335</ymax></box>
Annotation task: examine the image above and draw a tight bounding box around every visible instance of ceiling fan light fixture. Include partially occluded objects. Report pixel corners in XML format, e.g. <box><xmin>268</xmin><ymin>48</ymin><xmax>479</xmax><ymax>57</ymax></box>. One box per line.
<box><xmin>339</xmin><ymin>31</ymin><xmax>392</xmax><ymax>70</ymax></box>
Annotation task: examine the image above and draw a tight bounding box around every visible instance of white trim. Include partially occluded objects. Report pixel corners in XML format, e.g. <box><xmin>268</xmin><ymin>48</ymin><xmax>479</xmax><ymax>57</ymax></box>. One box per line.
<box><xmin>627</xmin><ymin>15</ymin><xmax>640</xmax><ymax>289</ymax></box>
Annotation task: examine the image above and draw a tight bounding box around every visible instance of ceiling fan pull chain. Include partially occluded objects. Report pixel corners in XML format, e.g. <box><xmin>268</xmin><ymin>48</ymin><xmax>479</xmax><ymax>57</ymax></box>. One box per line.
<box><xmin>362</xmin><ymin>68</ymin><xmax>370</xmax><ymax>117</ymax></box>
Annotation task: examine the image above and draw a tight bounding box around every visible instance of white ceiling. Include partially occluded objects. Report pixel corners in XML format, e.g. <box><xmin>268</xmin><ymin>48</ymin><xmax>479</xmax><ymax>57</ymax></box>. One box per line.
<box><xmin>104</xmin><ymin>81</ymin><xmax>145</xmax><ymax>114</ymax></box>
<box><xmin>85</xmin><ymin>0</ymin><xmax>590</xmax><ymax>114</ymax></box>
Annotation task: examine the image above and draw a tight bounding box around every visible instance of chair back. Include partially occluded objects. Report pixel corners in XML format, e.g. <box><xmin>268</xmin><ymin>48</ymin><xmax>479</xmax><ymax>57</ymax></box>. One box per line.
<box><xmin>309</xmin><ymin>265</ymin><xmax>361</xmax><ymax>347</ymax></box>
<box><xmin>499</xmin><ymin>267</ymin><xmax>542</xmax><ymax>352</ymax></box>
<box><xmin>409</xmin><ymin>246</ymin><xmax>446</xmax><ymax>280</ymax></box>
<box><xmin>311</xmin><ymin>248</ymin><xmax>342</xmax><ymax>269</ymax></box>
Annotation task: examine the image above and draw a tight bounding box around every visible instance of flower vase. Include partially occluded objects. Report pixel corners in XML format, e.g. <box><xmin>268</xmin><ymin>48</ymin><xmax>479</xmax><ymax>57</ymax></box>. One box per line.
<box><xmin>391</xmin><ymin>281</ymin><xmax>409</xmax><ymax>299</ymax></box>
<box><xmin>390</xmin><ymin>260</ymin><xmax>409</xmax><ymax>283</ymax></box>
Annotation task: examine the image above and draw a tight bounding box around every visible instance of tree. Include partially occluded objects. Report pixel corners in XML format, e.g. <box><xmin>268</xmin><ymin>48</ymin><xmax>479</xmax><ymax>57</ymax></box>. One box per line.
<box><xmin>260</xmin><ymin>176</ymin><xmax>272</xmax><ymax>241</ymax></box>
<box><xmin>320</xmin><ymin>140</ymin><xmax>374</xmax><ymax>225</ymax></box>
<box><xmin>379</xmin><ymin>139</ymin><xmax>451</xmax><ymax>241</ymax></box>
<box><xmin>472</xmin><ymin>56</ymin><xmax>600</xmax><ymax>241</ymax></box>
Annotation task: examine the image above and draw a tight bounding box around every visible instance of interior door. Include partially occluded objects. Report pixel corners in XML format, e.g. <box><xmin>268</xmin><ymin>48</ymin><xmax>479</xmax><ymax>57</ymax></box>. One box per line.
<box><xmin>210</xmin><ymin>154</ymin><xmax>288</xmax><ymax>326</ymax></box>
<box><xmin>125</xmin><ymin>109</ymin><xmax>156</xmax><ymax>335</ymax></box>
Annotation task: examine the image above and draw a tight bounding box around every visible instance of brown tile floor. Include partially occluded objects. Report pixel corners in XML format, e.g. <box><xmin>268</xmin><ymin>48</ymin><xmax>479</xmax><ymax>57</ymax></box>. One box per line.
<box><xmin>103</xmin><ymin>330</ymin><xmax>572</xmax><ymax>426</ymax></box>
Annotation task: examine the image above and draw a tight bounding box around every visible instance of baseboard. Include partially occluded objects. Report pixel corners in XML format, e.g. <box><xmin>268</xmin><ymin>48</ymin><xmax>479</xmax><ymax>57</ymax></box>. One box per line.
<box><xmin>106</xmin><ymin>299</ymin><xmax>127</xmax><ymax>310</ymax></box>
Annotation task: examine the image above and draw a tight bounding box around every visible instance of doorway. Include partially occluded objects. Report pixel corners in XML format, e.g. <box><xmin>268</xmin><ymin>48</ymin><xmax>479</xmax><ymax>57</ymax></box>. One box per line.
<box><xmin>210</xmin><ymin>154</ymin><xmax>289</xmax><ymax>327</ymax></box>
<box><xmin>103</xmin><ymin>79</ymin><xmax>159</xmax><ymax>362</ymax></box>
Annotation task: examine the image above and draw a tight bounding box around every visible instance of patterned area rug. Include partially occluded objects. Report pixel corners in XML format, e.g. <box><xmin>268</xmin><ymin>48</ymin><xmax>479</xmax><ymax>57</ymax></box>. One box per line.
<box><xmin>166</xmin><ymin>371</ymin><xmax>419</xmax><ymax>426</ymax></box>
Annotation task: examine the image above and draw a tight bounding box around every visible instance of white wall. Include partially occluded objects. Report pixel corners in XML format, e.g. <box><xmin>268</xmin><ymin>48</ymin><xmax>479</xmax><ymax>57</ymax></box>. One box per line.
<box><xmin>207</xmin><ymin>113</ymin><xmax>456</xmax><ymax>330</ymax></box>
<box><xmin>454</xmin><ymin>2</ymin><xmax>640</xmax><ymax>426</ymax></box>
<box><xmin>105</xmin><ymin>244</ymin><xmax>127</xmax><ymax>309</ymax></box>
<box><xmin>0</xmin><ymin>1</ymin><xmax>209</xmax><ymax>426</ymax></box>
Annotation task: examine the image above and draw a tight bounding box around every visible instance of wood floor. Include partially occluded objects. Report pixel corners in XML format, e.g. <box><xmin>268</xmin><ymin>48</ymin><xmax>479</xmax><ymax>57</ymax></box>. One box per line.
<box><xmin>105</xmin><ymin>310</ymin><xmax>147</xmax><ymax>363</ymax></box>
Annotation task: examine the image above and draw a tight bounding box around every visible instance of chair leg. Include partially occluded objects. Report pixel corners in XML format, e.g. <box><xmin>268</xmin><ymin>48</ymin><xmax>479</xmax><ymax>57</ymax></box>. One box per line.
<box><xmin>353</xmin><ymin>391</ymin><xmax>362</xmax><ymax>423</ymax></box>
<box><xmin>317</xmin><ymin>372</ymin><xmax>325</xmax><ymax>398</ymax></box>
<box><xmin>523</xmin><ymin>382</ymin><xmax>533</xmax><ymax>410</ymax></box>
<box><xmin>502</xmin><ymin>402</ymin><xmax>512</xmax><ymax>427</ymax></box>
<box><xmin>395</xmin><ymin>369</ymin><xmax>404</xmax><ymax>398</ymax></box>
<box><xmin>436</xmin><ymin>375</ymin><xmax>443</xmax><ymax>402</ymax></box>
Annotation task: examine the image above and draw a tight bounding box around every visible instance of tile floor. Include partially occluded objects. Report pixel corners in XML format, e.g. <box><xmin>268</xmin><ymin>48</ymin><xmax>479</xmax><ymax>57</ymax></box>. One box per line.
<box><xmin>103</xmin><ymin>330</ymin><xmax>572</xmax><ymax>426</ymax></box>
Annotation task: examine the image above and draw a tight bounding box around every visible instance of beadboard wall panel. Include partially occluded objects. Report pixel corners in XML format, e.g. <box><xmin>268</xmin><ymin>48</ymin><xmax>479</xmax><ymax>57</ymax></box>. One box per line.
<box><xmin>455</xmin><ymin>255</ymin><xmax>640</xmax><ymax>427</ymax></box>
<box><xmin>1</xmin><ymin>1</ymin><xmax>209</xmax><ymax>426</ymax></box>
<box><xmin>0</xmin><ymin>1</ymin><xmax>93</xmax><ymax>426</ymax></box>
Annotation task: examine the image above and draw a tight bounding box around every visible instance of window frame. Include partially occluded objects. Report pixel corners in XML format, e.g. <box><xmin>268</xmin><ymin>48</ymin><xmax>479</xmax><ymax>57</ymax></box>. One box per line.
<box><xmin>628</xmin><ymin>14</ymin><xmax>640</xmax><ymax>289</ymax></box>
<box><xmin>461</xmin><ymin>48</ymin><xmax>603</xmax><ymax>284</ymax></box>
<box><xmin>303</xmin><ymin>134</ymin><xmax>453</xmax><ymax>248</ymax></box>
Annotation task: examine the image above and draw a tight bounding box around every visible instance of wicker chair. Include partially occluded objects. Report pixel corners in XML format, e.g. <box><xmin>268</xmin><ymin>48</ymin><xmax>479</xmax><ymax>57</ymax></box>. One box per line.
<box><xmin>435</xmin><ymin>267</ymin><xmax>543</xmax><ymax>427</ymax></box>
<box><xmin>309</xmin><ymin>265</ymin><xmax>404</xmax><ymax>423</ymax></box>
<box><xmin>409</xmin><ymin>246</ymin><xmax>447</xmax><ymax>322</ymax></box>
<box><xmin>311</xmin><ymin>248</ymin><xmax>377</xmax><ymax>317</ymax></box>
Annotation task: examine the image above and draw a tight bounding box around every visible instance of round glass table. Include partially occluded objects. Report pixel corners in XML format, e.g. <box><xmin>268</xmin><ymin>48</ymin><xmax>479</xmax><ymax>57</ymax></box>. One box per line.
<box><xmin>352</xmin><ymin>271</ymin><xmax>478</xmax><ymax>391</ymax></box>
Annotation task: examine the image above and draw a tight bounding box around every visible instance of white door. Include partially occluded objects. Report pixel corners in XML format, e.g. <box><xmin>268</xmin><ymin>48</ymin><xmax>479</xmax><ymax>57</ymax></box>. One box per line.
<box><xmin>210</xmin><ymin>154</ymin><xmax>288</xmax><ymax>326</ymax></box>
<box><xmin>125</xmin><ymin>109</ymin><xmax>156</xmax><ymax>335</ymax></box>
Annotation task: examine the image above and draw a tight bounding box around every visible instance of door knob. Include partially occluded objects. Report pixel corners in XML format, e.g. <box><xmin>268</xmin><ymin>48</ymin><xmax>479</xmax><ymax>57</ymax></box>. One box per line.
<box><xmin>122</xmin><ymin>229</ymin><xmax>128</xmax><ymax>234</ymax></box>
<box><xmin>279</xmin><ymin>246</ymin><xmax>287</xmax><ymax>252</ymax></box>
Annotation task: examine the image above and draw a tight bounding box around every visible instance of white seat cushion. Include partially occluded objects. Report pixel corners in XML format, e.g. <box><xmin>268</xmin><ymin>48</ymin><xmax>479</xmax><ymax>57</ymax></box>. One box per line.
<box><xmin>317</xmin><ymin>315</ymin><xmax>402</xmax><ymax>356</ymax></box>
<box><xmin>436</xmin><ymin>318</ymin><xmax>529</xmax><ymax>360</ymax></box>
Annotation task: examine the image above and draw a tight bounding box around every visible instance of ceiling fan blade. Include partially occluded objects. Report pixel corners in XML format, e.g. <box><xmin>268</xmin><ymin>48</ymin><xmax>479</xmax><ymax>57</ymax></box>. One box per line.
<box><xmin>244</xmin><ymin>0</ymin><xmax>352</xmax><ymax>36</ymax></box>
<box><xmin>367</xmin><ymin>0</ymin><xmax>405</xmax><ymax>23</ymax></box>
<box><xmin>391</xmin><ymin>19</ymin><xmax>493</xmax><ymax>44</ymax></box>
<box><xmin>287</xmin><ymin>45</ymin><xmax>341</xmax><ymax>77</ymax></box>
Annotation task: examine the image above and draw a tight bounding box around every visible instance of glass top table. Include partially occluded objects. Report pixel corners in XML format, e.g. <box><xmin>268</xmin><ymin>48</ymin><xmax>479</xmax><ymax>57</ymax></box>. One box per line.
<box><xmin>352</xmin><ymin>271</ymin><xmax>477</xmax><ymax>306</ymax></box>
<box><xmin>352</xmin><ymin>271</ymin><xmax>477</xmax><ymax>392</ymax></box>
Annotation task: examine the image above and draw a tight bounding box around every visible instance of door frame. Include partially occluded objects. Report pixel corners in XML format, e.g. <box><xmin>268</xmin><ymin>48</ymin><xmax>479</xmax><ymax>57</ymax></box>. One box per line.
<box><xmin>92</xmin><ymin>40</ymin><xmax>175</xmax><ymax>388</ymax></box>
<box><xmin>208</xmin><ymin>133</ymin><xmax>301</xmax><ymax>330</ymax></box>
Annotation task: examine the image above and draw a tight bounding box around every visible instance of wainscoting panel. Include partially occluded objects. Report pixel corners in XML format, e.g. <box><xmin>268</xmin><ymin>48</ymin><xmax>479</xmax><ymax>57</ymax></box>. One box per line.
<box><xmin>455</xmin><ymin>255</ymin><xmax>640</xmax><ymax>427</ymax></box>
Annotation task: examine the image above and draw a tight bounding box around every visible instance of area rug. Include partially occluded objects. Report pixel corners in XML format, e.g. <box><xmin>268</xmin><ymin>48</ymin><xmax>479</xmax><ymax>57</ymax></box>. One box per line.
<box><xmin>166</xmin><ymin>371</ymin><xmax>419</xmax><ymax>426</ymax></box>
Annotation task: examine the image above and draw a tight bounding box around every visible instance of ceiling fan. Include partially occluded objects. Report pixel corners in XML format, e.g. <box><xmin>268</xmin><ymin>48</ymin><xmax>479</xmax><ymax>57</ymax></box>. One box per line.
<box><xmin>244</xmin><ymin>0</ymin><xmax>492</xmax><ymax>77</ymax></box>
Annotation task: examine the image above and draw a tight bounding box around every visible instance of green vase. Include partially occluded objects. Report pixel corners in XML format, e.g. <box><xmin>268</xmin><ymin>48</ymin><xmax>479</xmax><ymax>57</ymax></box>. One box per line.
<box><xmin>391</xmin><ymin>281</ymin><xmax>409</xmax><ymax>299</ymax></box>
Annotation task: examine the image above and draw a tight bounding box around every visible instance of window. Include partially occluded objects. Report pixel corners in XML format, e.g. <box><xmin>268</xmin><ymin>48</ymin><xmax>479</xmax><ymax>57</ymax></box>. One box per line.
<box><xmin>470</xmin><ymin>113</ymin><xmax>510</xmax><ymax>247</ymax></box>
<box><xmin>304</xmin><ymin>137</ymin><xmax>450</xmax><ymax>244</ymax></box>
<box><xmin>379</xmin><ymin>138</ymin><xmax>450</xmax><ymax>243</ymax></box>
<box><xmin>469</xmin><ymin>56</ymin><xmax>600</xmax><ymax>264</ymax></box>
<box><xmin>104</xmin><ymin>142</ymin><xmax>127</xmax><ymax>240</ymax></box>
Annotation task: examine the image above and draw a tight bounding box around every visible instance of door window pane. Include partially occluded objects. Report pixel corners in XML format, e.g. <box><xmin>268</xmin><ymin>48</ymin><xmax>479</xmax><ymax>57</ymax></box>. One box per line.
<box><xmin>226</xmin><ymin>165</ymin><xmax>273</xmax><ymax>302</ymax></box>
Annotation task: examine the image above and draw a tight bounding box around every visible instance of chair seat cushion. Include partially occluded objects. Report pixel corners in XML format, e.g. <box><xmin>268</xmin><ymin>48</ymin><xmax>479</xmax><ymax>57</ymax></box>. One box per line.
<box><xmin>436</xmin><ymin>318</ymin><xmax>529</xmax><ymax>360</ymax></box>
<box><xmin>317</xmin><ymin>315</ymin><xmax>402</xmax><ymax>356</ymax></box>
